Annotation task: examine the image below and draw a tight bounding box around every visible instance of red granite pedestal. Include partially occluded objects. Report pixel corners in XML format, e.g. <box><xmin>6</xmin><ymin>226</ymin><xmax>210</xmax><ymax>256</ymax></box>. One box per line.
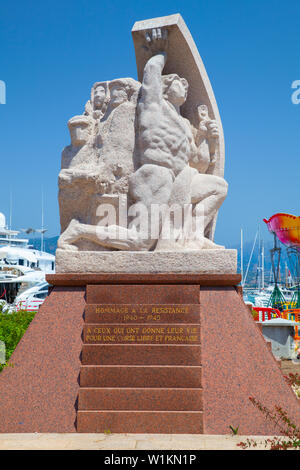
<box><xmin>0</xmin><ymin>273</ymin><xmax>299</xmax><ymax>434</ymax></box>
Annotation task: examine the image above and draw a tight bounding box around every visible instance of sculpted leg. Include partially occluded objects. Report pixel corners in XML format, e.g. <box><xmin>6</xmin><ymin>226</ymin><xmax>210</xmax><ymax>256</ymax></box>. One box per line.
<box><xmin>155</xmin><ymin>168</ymin><xmax>227</xmax><ymax>251</ymax></box>
<box><xmin>57</xmin><ymin>219</ymin><xmax>154</xmax><ymax>251</ymax></box>
<box><xmin>57</xmin><ymin>165</ymin><xmax>174</xmax><ymax>251</ymax></box>
<box><xmin>191</xmin><ymin>174</ymin><xmax>228</xmax><ymax>230</ymax></box>
<box><xmin>167</xmin><ymin>173</ymin><xmax>228</xmax><ymax>250</ymax></box>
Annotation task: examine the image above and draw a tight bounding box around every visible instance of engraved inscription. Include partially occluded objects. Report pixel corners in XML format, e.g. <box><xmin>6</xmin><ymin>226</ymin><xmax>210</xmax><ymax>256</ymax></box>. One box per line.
<box><xmin>85</xmin><ymin>304</ymin><xmax>200</xmax><ymax>324</ymax></box>
<box><xmin>83</xmin><ymin>324</ymin><xmax>200</xmax><ymax>344</ymax></box>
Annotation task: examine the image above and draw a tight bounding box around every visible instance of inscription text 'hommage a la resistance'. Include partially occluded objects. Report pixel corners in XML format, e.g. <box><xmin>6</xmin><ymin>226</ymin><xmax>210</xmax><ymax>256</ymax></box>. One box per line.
<box><xmin>85</xmin><ymin>304</ymin><xmax>200</xmax><ymax>323</ymax></box>
<box><xmin>95</xmin><ymin>305</ymin><xmax>191</xmax><ymax>314</ymax></box>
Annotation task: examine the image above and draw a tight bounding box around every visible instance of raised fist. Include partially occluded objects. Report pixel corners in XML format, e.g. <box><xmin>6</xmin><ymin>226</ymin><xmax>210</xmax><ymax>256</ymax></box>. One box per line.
<box><xmin>143</xmin><ymin>27</ymin><xmax>168</xmax><ymax>57</ymax></box>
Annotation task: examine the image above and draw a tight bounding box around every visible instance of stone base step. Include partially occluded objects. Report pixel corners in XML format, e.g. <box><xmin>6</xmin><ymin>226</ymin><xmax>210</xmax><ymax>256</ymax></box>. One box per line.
<box><xmin>77</xmin><ymin>410</ymin><xmax>203</xmax><ymax>433</ymax></box>
<box><xmin>81</xmin><ymin>344</ymin><xmax>201</xmax><ymax>365</ymax></box>
<box><xmin>80</xmin><ymin>365</ymin><xmax>202</xmax><ymax>388</ymax></box>
<box><xmin>86</xmin><ymin>284</ymin><xmax>200</xmax><ymax>304</ymax></box>
<box><xmin>78</xmin><ymin>387</ymin><xmax>203</xmax><ymax>411</ymax></box>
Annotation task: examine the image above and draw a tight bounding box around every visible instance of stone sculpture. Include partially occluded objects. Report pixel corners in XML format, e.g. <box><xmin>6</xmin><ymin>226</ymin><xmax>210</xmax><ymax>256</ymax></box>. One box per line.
<box><xmin>57</xmin><ymin>22</ymin><xmax>228</xmax><ymax>255</ymax></box>
<box><xmin>58</xmin><ymin>78</ymin><xmax>140</xmax><ymax>248</ymax></box>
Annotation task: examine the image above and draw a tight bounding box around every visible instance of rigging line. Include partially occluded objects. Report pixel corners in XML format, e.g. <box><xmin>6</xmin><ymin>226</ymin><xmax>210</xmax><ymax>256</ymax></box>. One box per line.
<box><xmin>243</xmin><ymin>230</ymin><xmax>258</xmax><ymax>287</ymax></box>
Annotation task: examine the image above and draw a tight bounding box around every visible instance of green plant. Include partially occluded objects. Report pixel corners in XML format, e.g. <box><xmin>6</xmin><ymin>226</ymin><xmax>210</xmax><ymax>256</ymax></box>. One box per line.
<box><xmin>251</xmin><ymin>309</ymin><xmax>258</xmax><ymax>320</ymax></box>
<box><xmin>0</xmin><ymin>310</ymin><xmax>36</xmax><ymax>372</ymax></box>
<box><xmin>284</xmin><ymin>373</ymin><xmax>300</xmax><ymax>388</ymax></box>
<box><xmin>1</xmin><ymin>362</ymin><xmax>14</xmax><ymax>369</ymax></box>
<box><xmin>284</xmin><ymin>373</ymin><xmax>300</xmax><ymax>399</ymax></box>
<box><xmin>229</xmin><ymin>425</ymin><xmax>239</xmax><ymax>435</ymax></box>
<box><xmin>237</xmin><ymin>397</ymin><xmax>300</xmax><ymax>450</ymax></box>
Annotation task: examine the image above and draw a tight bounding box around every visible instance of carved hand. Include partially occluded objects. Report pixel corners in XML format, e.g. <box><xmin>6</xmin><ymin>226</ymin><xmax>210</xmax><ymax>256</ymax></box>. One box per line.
<box><xmin>196</xmin><ymin>105</ymin><xmax>219</xmax><ymax>140</ymax></box>
<box><xmin>143</xmin><ymin>27</ymin><xmax>168</xmax><ymax>57</ymax></box>
<box><xmin>206</xmin><ymin>120</ymin><xmax>219</xmax><ymax>140</ymax></box>
<box><xmin>59</xmin><ymin>169</ymin><xmax>98</xmax><ymax>182</ymax></box>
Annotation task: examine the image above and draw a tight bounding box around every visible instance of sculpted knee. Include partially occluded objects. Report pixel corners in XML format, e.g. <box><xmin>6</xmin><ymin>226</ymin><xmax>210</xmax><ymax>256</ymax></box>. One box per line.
<box><xmin>215</xmin><ymin>176</ymin><xmax>228</xmax><ymax>200</ymax></box>
<box><xmin>129</xmin><ymin>164</ymin><xmax>173</xmax><ymax>205</ymax></box>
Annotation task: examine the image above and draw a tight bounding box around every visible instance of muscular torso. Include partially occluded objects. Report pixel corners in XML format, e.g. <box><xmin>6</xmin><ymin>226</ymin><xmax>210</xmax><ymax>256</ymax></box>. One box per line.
<box><xmin>138</xmin><ymin>100</ymin><xmax>195</xmax><ymax>176</ymax></box>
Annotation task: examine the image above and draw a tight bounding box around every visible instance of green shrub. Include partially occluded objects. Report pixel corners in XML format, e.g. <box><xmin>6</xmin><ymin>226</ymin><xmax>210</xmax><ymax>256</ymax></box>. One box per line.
<box><xmin>0</xmin><ymin>311</ymin><xmax>36</xmax><ymax>372</ymax></box>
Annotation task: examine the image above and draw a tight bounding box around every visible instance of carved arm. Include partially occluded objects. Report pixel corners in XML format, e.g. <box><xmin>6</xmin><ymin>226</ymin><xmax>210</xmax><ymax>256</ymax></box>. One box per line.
<box><xmin>139</xmin><ymin>28</ymin><xmax>168</xmax><ymax>107</ymax></box>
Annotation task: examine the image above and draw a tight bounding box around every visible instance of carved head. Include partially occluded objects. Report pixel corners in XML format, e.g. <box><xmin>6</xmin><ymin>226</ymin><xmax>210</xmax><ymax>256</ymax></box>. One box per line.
<box><xmin>162</xmin><ymin>74</ymin><xmax>188</xmax><ymax>106</ymax></box>
<box><xmin>197</xmin><ymin>104</ymin><xmax>209</xmax><ymax>121</ymax></box>
<box><xmin>108</xmin><ymin>78</ymin><xmax>140</xmax><ymax>109</ymax></box>
<box><xmin>91</xmin><ymin>81</ymin><xmax>109</xmax><ymax>112</ymax></box>
<box><xmin>68</xmin><ymin>115</ymin><xmax>92</xmax><ymax>147</ymax></box>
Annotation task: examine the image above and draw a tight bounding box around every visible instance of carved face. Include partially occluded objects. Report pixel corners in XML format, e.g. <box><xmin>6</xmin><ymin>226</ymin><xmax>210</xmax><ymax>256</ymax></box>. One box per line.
<box><xmin>166</xmin><ymin>79</ymin><xmax>187</xmax><ymax>106</ymax></box>
<box><xmin>197</xmin><ymin>104</ymin><xmax>209</xmax><ymax>121</ymax></box>
<box><xmin>70</xmin><ymin>122</ymin><xmax>90</xmax><ymax>147</ymax></box>
<box><xmin>110</xmin><ymin>85</ymin><xmax>127</xmax><ymax>107</ymax></box>
<box><xmin>93</xmin><ymin>85</ymin><xmax>106</xmax><ymax>109</ymax></box>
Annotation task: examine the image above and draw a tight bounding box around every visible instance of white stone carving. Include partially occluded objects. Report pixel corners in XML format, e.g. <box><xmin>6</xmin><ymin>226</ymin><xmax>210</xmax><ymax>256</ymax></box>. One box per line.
<box><xmin>57</xmin><ymin>14</ymin><xmax>229</xmax><ymax>261</ymax></box>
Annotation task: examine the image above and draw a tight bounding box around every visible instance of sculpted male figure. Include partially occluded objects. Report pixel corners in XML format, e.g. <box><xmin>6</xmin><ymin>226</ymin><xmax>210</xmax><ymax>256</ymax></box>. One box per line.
<box><xmin>59</xmin><ymin>115</ymin><xmax>97</xmax><ymax>233</ymax></box>
<box><xmin>84</xmin><ymin>81</ymin><xmax>109</xmax><ymax>119</ymax></box>
<box><xmin>58</xmin><ymin>28</ymin><xmax>227</xmax><ymax>251</ymax></box>
<box><xmin>95</xmin><ymin>78</ymin><xmax>141</xmax><ymax>196</ymax></box>
<box><xmin>57</xmin><ymin>77</ymin><xmax>141</xmax><ymax>250</ymax></box>
<box><xmin>188</xmin><ymin>104</ymin><xmax>228</xmax><ymax>241</ymax></box>
<box><xmin>58</xmin><ymin>82</ymin><xmax>109</xmax><ymax>234</ymax></box>
<box><xmin>61</xmin><ymin>115</ymin><xmax>95</xmax><ymax>170</ymax></box>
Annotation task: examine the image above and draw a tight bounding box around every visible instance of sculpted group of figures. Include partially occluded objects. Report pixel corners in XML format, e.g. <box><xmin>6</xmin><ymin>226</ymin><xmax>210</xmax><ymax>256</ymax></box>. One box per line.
<box><xmin>58</xmin><ymin>29</ymin><xmax>228</xmax><ymax>252</ymax></box>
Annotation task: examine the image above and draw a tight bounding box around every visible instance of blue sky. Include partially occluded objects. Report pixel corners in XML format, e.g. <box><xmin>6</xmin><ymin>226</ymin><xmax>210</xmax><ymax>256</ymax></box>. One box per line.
<box><xmin>0</xmin><ymin>0</ymin><xmax>299</xmax><ymax>246</ymax></box>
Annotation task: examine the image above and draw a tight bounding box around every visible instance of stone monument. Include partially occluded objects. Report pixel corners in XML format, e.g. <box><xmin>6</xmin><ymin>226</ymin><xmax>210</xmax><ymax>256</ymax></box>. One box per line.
<box><xmin>55</xmin><ymin>14</ymin><xmax>236</xmax><ymax>273</ymax></box>
<box><xmin>0</xmin><ymin>14</ymin><xmax>299</xmax><ymax>435</ymax></box>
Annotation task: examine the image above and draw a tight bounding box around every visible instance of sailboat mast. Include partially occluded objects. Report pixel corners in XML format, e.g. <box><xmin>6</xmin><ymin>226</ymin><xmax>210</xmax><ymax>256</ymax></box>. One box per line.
<box><xmin>243</xmin><ymin>230</ymin><xmax>258</xmax><ymax>287</ymax></box>
<box><xmin>262</xmin><ymin>240</ymin><xmax>265</xmax><ymax>290</ymax></box>
<box><xmin>241</xmin><ymin>228</ymin><xmax>243</xmax><ymax>285</ymax></box>
<box><xmin>9</xmin><ymin>190</ymin><xmax>12</xmax><ymax>246</ymax></box>
<box><xmin>257</xmin><ymin>226</ymin><xmax>261</xmax><ymax>290</ymax></box>
<box><xmin>41</xmin><ymin>188</ymin><xmax>44</xmax><ymax>252</ymax></box>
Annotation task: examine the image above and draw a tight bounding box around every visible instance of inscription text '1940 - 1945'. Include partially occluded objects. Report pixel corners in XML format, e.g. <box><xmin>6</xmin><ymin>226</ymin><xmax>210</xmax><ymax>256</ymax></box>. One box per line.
<box><xmin>85</xmin><ymin>304</ymin><xmax>200</xmax><ymax>324</ymax></box>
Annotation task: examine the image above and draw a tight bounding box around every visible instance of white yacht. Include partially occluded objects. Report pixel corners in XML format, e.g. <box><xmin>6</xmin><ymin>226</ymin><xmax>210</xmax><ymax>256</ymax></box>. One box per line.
<box><xmin>0</xmin><ymin>212</ymin><xmax>55</xmax><ymax>304</ymax></box>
